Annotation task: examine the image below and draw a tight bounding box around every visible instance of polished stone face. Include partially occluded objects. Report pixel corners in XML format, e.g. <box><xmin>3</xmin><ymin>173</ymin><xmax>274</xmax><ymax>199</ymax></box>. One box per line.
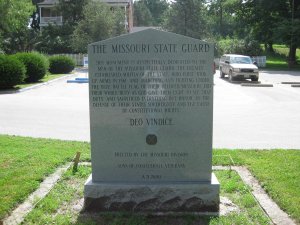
<box><xmin>88</xmin><ymin>29</ymin><xmax>214</xmax><ymax>183</ymax></box>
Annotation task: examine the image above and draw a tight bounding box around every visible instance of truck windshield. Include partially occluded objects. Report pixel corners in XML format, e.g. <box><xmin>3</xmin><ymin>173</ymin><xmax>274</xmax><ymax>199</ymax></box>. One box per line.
<box><xmin>231</xmin><ymin>57</ymin><xmax>252</xmax><ymax>64</ymax></box>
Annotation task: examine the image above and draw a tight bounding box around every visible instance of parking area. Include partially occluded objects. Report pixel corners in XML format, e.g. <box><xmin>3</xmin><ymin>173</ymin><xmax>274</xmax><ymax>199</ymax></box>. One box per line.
<box><xmin>0</xmin><ymin>70</ymin><xmax>90</xmax><ymax>141</ymax></box>
<box><xmin>0</xmin><ymin>69</ymin><xmax>299</xmax><ymax>149</ymax></box>
<box><xmin>213</xmin><ymin>70</ymin><xmax>300</xmax><ymax>149</ymax></box>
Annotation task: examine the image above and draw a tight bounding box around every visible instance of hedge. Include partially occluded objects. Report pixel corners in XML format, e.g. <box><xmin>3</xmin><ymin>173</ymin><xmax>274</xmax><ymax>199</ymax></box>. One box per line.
<box><xmin>0</xmin><ymin>55</ymin><xmax>26</xmax><ymax>89</ymax></box>
<box><xmin>49</xmin><ymin>55</ymin><xmax>75</xmax><ymax>74</ymax></box>
<box><xmin>15</xmin><ymin>52</ymin><xmax>49</xmax><ymax>83</ymax></box>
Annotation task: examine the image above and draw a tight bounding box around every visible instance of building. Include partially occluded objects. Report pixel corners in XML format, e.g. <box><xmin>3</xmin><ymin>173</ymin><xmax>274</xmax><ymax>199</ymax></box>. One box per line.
<box><xmin>37</xmin><ymin>0</ymin><xmax>133</xmax><ymax>32</ymax></box>
<box><xmin>38</xmin><ymin>0</ymin><xmax>63</xmax><ymax>28</ymax></box>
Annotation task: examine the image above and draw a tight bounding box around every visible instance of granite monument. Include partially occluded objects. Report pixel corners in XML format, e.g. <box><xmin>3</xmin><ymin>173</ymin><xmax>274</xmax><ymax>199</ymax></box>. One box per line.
<box><xmin>84</xmin><ymin>29</ymin><xmax>219</xmax><ymax>212</ymax></box>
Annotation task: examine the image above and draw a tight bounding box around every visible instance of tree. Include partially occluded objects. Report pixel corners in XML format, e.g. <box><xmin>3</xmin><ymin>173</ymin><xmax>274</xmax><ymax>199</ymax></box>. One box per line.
<box><xmin>133</xmin><ymin>0</ymin><xmax>169</xmax><ymax>27</ymax></box>
<box><xmin>276</xmin><ymin>17</ymin><xmax>300</xmax><ymax>66</ymax></box>
<box><xmin>143</xmin><ymin>0</ymin><xmax>169</xmax><ymax>26</ymax></box>
<box><xmin>35</xmin><ymin>24</ymin><xmax>74</xmax><ymax>53</ymax></box>
<box><xmin>283</xmin><ymin>0</ymin><xmax>300</xmax><ymax>66</ymax></box>
<box><xmin>71</xmin><ymin>1</ymin><xmax>126</xmax><ymax>53</ymax></box>
<box><xmin>0</xmin><ymin>0</ymin><xmax>35</xmax><ymax>53</ymax></box>
<box><xmin>206</xmin><ymin>0</ymin><xmax>239</xmax><ymax>37</ymax></box>
<box><xmin>57</xmin><ymin>0</ymin><xmax>89</xmax><ymax>26</ymax></box>
<box><xmin>164</xmin><ymin>0</ymin><xmax>208</xmax><ymax>39</ymax></box>
<box><xmin>235</xmin><ymin>0</ymin><xmax>300</xmax><ymax>65</ymax></box>
<box><xmin>0</xmin><ymin>0</ymin><xmax>34</xmax><ymax>34</ymax></box>
<box><xmin>232</xmin><ymin>1</ymin><xmax>287</xmax><ymax>52</ymax></box>
<box><xmin>133</xmin><ymin>1</ymin><xmax>154</xmax><ymax>26</ymax></box>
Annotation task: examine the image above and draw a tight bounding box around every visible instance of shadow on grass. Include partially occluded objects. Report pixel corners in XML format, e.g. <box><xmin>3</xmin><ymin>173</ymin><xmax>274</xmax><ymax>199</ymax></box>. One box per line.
<box><xmin>0</xmin><ymin>74</ymin><xmax>68</xmax><ymax>94</ymax></box>
<box><xmin>0</xmin><ymin>83</ymin><xmax>42</xmax><ymax>94</ymax></box>
<box><xmin>0</xmin><ymin>86</ymin><xmax>22</xmax><ymax>94</ymax></box>
<box><xmin>264</xmin><ymin>50</ymin><xmax>300</xmax><ymax>71</ymax></box>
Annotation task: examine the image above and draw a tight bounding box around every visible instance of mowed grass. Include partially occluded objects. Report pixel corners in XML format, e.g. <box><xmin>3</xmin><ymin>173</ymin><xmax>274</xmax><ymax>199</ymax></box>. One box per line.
<box><xmin>0</xmin><ymin>135</ymin><xmax>90</xmax><ymax>220</ymax></box>
<box><xmin>264</xmin><ymin>45</ymin><xmax>300</xmax><ymax>70</ymax></box>
<box><xmin>23</xmin><ymin>166</ymin><xmax>270</xmax><ymax>225</ymax></box>
<box><xmin>0</xmin><ymin>135</ymin><xmax>299</xmax><ymax>223</ymax></box>
<box><xmin>213</xmin><ymin>149</ymin><xmax>300</xmax><ymax>224</ymax></box>
<box><xmin>14</xmin><ymin>73</ymin><xmax>68</xmax><ymax>90</ymax></box>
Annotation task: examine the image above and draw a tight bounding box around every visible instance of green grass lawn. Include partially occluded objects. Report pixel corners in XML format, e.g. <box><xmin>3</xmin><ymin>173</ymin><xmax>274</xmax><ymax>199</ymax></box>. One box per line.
<box><xmin>0</xmin><ymin>135</ymin><xmax>299</xmax><ymax>224</ymax></box>
<box><xmin>24</xmin><ymin>166</ymin><xmax>269</xmax><ymax>225</ymax></box>
<box><xmin>0</xmin><ymin>73</ymin><xmax>69</xmax><ymax>92</ymax></box>
<box><xmin>213</xmin><ymin>149</ymin><xmax>300</xmax><ymax>224</ymax></box>
<box><xmin>263</xmin><ymin>45</ymin><xmax>300</xmax><ymax>70</ymax></box>
<box><xmin>0</xmin><ymin>135</ymin><xmax>90</xmax><ymax>220</ymax></box>
<box><xmin>23</xmin><ymin>166</ymin><xmax>270</xmax><ymax>225</ymax></box>
<box><xmin>14</xmin><ymin>73</ymin><xmax>68</xmax><ymax>90</ymax></box>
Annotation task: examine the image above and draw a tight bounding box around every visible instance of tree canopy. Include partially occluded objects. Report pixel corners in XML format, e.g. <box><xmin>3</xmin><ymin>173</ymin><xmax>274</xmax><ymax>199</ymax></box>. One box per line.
<box><xmin>133</xmin><ymin>1</ymin><xmax>154</xmax><ymax>26</ymax></box>
<box><xmin>1</xmin><ymin>0</ymin><xmax>299</xmax><ymax>64</ymax></box>
<box><xmin>133</xmin><ymin>0</ymin><xmax>169</xmax><ymax>26</ymax></box>
<box><xmin>57</xmin><ymin>0</ymin><xmax>89</xmax><ymax>26</ymax></box>
<box><xmin>71</xmin><ymin>1</ymin><xmax>126</xmax><ymax>53</ymax></box>
<box><xmin>164</xmin><ymin>0</ymin><xmax>208</xmax><ymax>39</ymax></box>
<box><xmin>0</xmin><ymin>0</ymin><xmax>35</xmax><ymax>53</ymax></box>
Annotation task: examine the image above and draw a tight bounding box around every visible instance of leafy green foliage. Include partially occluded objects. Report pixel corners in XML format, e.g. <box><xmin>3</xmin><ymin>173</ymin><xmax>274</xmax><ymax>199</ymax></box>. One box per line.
<box><xmin>133</xmin><ymin>1</ymin><xmax>154</xmax><ymax>26</ymax></box>
<box><xmin>233</xmin><ymin>0</ymin><xmax>300</xmax><ymax>65</ymax></box>
<box><xmin>163</xmin><ymin>0</ymin><xmax>208</xmax><ymax>39</ymax></box>
<box><xmin>35</xmin><ymin>24</ymin><xmax>74</xmax><ymax>54</ymax></box>
<box><xmin>71</xmin><ymin>1</ymin><xmax>126</xmax><ymax>53</ymax></box>
<box><xmin>218</xmin><ymin>38</ymin><xmax>262</xmax><ymax>56</ymax></box>
<box><xmin>143</xmin><ymin>0</ymin><xmax>169</xmax><ymax>26</ymax></box>
<box><xmin>206</xmin><ymin>0</ymin><xmax>240</xmax><ymax>38</ymax></box>
<box><xmin>0</xmin><ymin>0</ymin><xmax>34</xmax><ymax>34</ymax></box>
<box><xmin>0</xmin><ymin>55</ymin><xmax>26</xmax><ymax>89</ymax></box>
<box><xmin>275</xmin><ymin>18</ymin><xmax>300</xmax><ymax>65</ymax></box>
<box><xmin>0</xmin><ymin>0</ymin><xmax>35</xmax><ymax>53</ymax></box>
<box><xmin>57</xmin><ymin>0</ymin><xmax>89</xmax><ymax>26</ymax></box>
<box><xmin>15</xmin><ymin>52</ymin><xmax>49</xmax><ymax>82</ymax></box>
<box><xmin>2</xmin><ymin>28</ymin><xmax>40</xmax><ymax>54</ymax></box>
<box><xmin>133</xmin><ymin>0</ymin><xmax>169</xmax><ymax>26</ymax></box>
<box><xmin>49</xmin><ymin>55</ymin><xmax>75</xmax><ymax>74</ymax></box>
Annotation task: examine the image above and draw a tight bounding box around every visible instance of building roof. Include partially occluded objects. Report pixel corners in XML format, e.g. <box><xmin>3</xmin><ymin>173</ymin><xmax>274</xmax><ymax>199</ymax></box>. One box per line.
<box><xmin>102</xmin><ymin>0</ymin><xmax>132</xmax><ymax>3</ymax></box>
<box><xmin>38</xmin><ymin>0</ymin><xmax>132</xmax><ymax>5</ymax></box>
<box><xmin>37</xmin><ymin>0</ymin><xmax>58</xmax><ymax>6</ymax></box>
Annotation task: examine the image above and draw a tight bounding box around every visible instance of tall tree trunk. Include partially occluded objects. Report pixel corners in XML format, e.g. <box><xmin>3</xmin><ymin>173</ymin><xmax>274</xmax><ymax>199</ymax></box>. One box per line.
<box><xmin>267</xmin><ymin>42</ymin><xmax>274</xmax><ymax>53</ymax></box>
<box><xmin>288</xmin><ymin>44</ymin><xmax>297</xmax><ymax>67</ymax></box>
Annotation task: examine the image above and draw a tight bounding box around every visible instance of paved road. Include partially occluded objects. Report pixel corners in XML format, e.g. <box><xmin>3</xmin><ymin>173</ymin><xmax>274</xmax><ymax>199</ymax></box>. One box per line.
<box><xmin>0</xmin><ymin>70</ymin><xmax>90</xmax><ymax>141</ymax></box>
<box><xmin>214</xmin><ymin>70</ymin><xmax>300</xmax><ymax>149</ymax></box>
<box><xmin>0</xmin><ymin>69</ymin><xmax>299</xmax><ymax>149</ymax></box>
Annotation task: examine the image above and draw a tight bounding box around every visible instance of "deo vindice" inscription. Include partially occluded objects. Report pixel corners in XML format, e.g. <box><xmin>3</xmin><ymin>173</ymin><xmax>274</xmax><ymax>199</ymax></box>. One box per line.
<box><xmin>88</xmin><ymin>29</ymin><xmax>214</xmax><ymax>183</ymax></box>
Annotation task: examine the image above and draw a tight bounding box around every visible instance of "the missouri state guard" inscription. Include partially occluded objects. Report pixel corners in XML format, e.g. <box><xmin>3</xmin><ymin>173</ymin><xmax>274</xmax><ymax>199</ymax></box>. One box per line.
<box><xmin>88</xmin><ymin>29</ymin><xmax>214</xmax><ymax>183</ymax></box>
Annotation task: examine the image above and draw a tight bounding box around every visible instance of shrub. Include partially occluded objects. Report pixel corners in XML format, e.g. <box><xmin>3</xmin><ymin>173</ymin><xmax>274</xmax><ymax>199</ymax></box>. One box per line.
<box><xmin>15</xmin><ymin>52</ymin><xmax>49</xmax><ymax>82</ymax></box>
<box><xmin>0</xmin><ymin>55</ymin><xmax>26</xmax><ymax>89</ymax></box>
<box><xmin>49</xmin><ymin>55</ymin><xmax>75</xmax><ymax>74</ymax></box>
<box><xmin>217</xmin><ymin>38</ymin><xmax>263</xmax><ymax>57</ymax></box>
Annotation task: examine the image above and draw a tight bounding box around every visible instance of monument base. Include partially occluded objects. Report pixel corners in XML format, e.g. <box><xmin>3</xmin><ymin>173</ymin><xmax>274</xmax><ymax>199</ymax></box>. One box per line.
<box><xmin>84</xmin><ymin>173</ymin><xmax>220</xmax><ymax>213</ymax></box>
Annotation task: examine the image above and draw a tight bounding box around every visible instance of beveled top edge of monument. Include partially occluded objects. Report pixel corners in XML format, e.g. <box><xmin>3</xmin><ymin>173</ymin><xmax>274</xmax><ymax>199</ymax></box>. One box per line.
<box><xmin>88</xmin><ymin>28</ymin><xmax>213</xmax><ymax>46</ymax></box>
